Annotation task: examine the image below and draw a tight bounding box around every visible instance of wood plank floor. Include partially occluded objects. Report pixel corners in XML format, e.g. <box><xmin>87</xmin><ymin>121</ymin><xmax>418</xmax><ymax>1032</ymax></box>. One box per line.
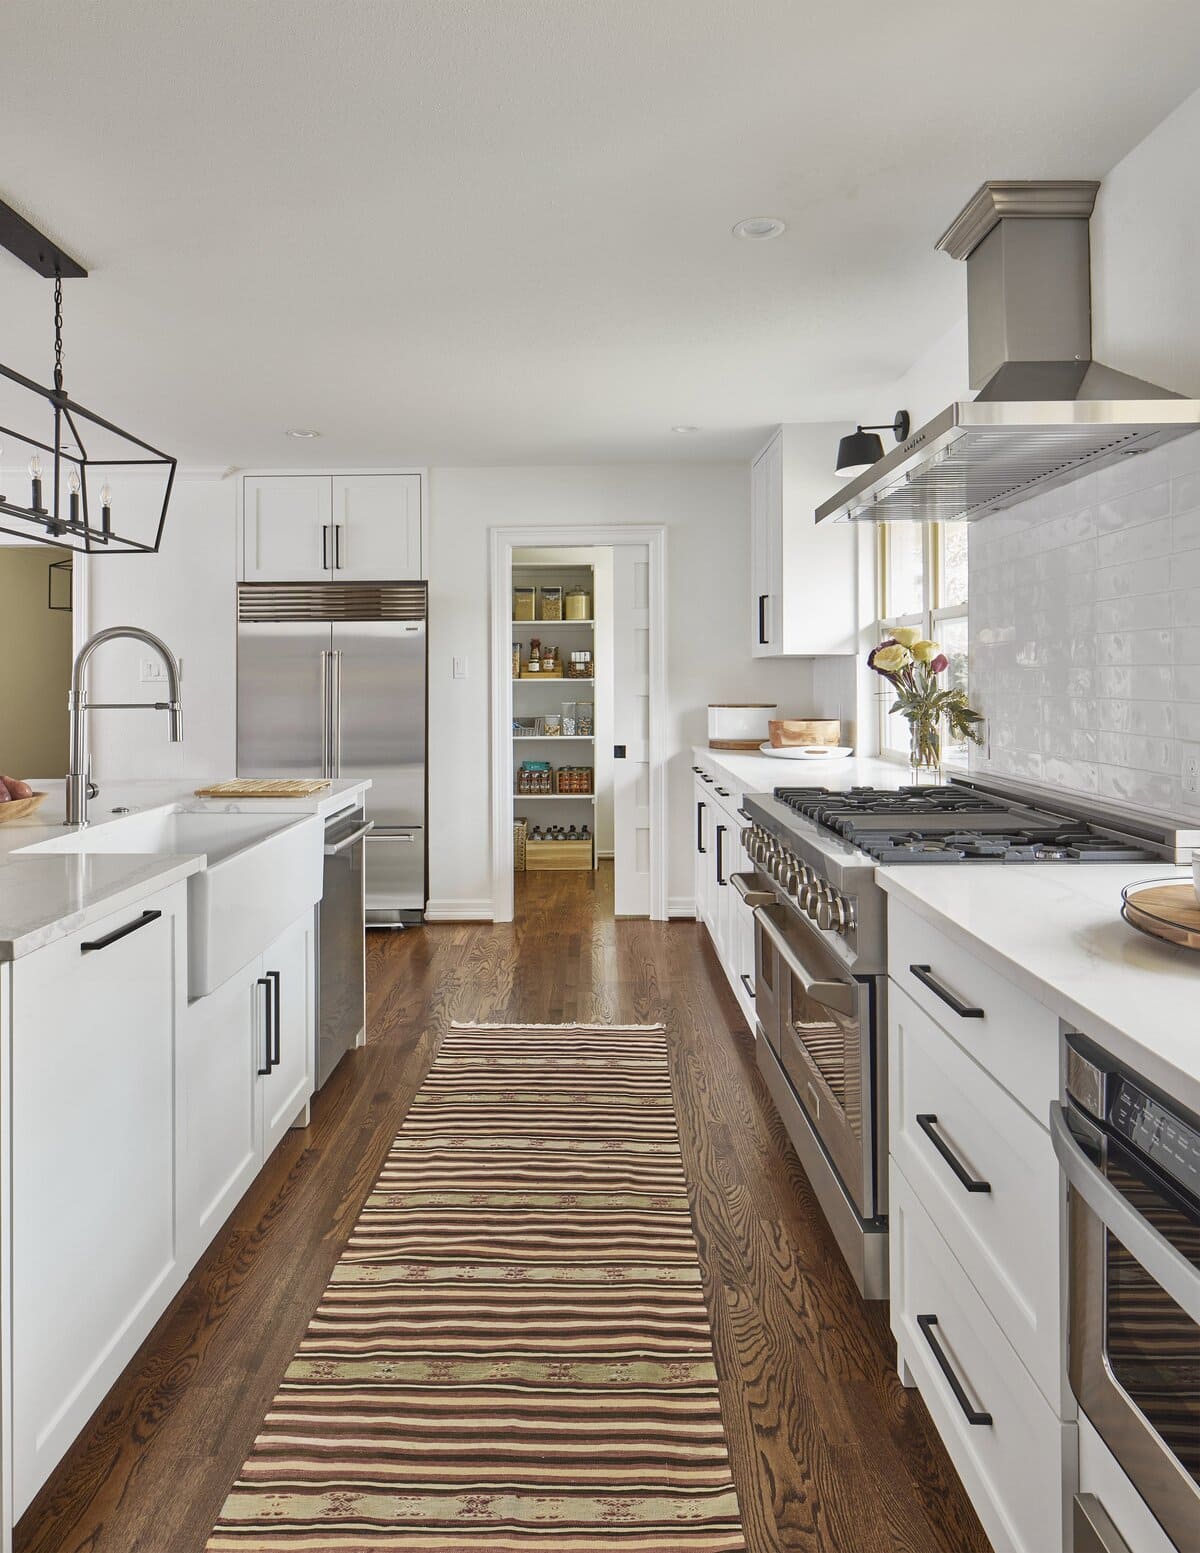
<box><xmin>17</xmin><ymin>865</ymin><xmax>991</xmax><ymax>1553</ymax></box>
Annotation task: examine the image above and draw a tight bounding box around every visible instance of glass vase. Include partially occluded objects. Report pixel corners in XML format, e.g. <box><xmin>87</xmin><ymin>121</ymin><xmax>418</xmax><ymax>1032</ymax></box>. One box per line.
<box><xmin>907</xmin><ymin>717</ymin><xmax>942</xmax><ymax>785</ymax></box>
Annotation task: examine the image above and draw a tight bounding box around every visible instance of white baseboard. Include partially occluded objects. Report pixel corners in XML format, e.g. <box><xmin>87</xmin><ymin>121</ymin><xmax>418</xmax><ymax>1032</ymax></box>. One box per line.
<box><xmin>597</xmin><ymin>849</ymin><xmax>615</xmax><ymax>859</ymax></box>
<box><xmin>424</xmin><ymin>899</ymin><xmax>495</xmax><ymax>922</ymax></box>
<box><xmin>668</xmin><ymin>895</ymin><xmax>696</xmax><ymax>919</ymax></box>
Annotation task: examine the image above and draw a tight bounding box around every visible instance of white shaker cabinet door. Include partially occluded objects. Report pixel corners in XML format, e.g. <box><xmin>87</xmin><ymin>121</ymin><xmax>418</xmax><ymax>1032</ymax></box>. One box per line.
<box><xmin>10</xmin><ymin>884</ymin><xmax>185</xmax><ymax>1516</ymax></box>
<box><xmin>259</xmin><ymin>913</ymin><xmax>315</xmax><ymax>1158</ymax></box>
<box><xmin>178</xmin><ymin>958</ymin><xmax>262</xmax><ymax>1266</ymax></box>
<box><xmin>331</xmin><ymin>473</ymin><xmax>422</xmax><ymax>580</ymax></box>
<box><xmin>243</xmin><ymin>476</ymin><xmax>334</xmax><ymax>581</ymax></box>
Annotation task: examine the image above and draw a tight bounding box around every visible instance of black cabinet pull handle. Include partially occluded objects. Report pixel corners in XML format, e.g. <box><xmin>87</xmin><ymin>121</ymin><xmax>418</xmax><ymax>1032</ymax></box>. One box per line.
<box><xmin>737</xmin><ymin>807</ymin><xmax>753</xmax><ymax>822</ymax></box>
<box><xmin>740</xmin><ymin>972</ymin><xmax>755</xmax><ymax>998</ymax></box>
<box><xmin>716</xmin><ymin>824</ymin><xmax>727</xmax><ymax>886</ymax></box>
<box><xmin>321</xmin><ymin>524</ymin><xmax>331</xmax><ymax>570</ymax></box>
<box><xmin>256</xmin><ymin>976</ymin><xmax>275</xmax><ymax>1075</ymax></box>
<box><xmin>334</xmin><ymin>524</ymin><xmax>343</xmax><ymax>569</ymax></box>
<box><xmin>268</xmin><ymin>969</ymin><xmax>282</xmax><ymax>1067</ymax></box>
<box><xmin>758</xmin><ymin>593</ymin><xmax>768</xmax><ymax>645</ymax></box>
<box><xmin>917</xmin><ymin>1314</ymin><xmax>992</xmax><ymax>1426</ymax></box>
<box><xmin>696</xmin><ymin>800</ymin><xmax>706</xmax><ymax>854</ymax></box>
<box><xmin>701</xmin><ymin>773</ymin><xmax>714</xmax><ymax>784</ymax></box>
<box><xmin>80</xmin><ymin>909</ymin><xmax>162</xmax><ymax>953</ymax></box>
<box><xmin>715</xmin><ymin>786</ymin><xmax>731</xmax><ymax>797</ymax></box>
<box><xmin>916</xmin><ymin>1114</ymin><xmax>991</xmax><ymax>1193</ymax></box>
<box><xmin>691</xmin><ymin>764</ymin><xmax>702</xmax><ymax>773</ymax></box>
<box><xmin>909</xmin><ymin>964</ymin><xmax>984</xmax><ymax>1019</ymax></box>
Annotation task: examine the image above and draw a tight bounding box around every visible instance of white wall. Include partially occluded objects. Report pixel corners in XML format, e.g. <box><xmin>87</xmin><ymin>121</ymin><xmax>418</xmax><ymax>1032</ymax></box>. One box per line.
<box><xmin>86</xmin><ymin>474</ymin><xmax>238</xmax><ymax>781</ymax></box>
<box><xmin>427</xmin><ymin>465</ymin><xmax>820</xmax><ymax>917</ymax></box>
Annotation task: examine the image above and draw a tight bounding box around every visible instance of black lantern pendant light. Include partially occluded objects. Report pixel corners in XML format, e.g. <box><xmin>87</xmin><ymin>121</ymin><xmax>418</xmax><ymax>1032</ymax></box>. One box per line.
<box><xmin>835</xmin><ymin>409</ymin><xmax>912</xmax><ymax>479</ymax></box>
<box><xmin>0</xmin><ymin>195</ymin><xmax>176</xmax><ymax>554</ymax></box>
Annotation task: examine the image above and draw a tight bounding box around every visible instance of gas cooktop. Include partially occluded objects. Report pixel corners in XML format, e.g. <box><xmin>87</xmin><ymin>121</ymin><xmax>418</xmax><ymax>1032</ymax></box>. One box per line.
<box><xmin>772</xmin><ymin>785</ymin><xmax>1159</xmax><ymax>865</ymax></box>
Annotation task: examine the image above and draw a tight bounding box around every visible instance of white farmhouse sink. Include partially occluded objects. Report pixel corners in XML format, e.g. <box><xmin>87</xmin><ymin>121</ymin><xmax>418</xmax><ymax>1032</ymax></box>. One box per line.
<box><xmin>31</xmin><ymin>809</ymin><xmax>324</xmax><ymax>997</ymax></box>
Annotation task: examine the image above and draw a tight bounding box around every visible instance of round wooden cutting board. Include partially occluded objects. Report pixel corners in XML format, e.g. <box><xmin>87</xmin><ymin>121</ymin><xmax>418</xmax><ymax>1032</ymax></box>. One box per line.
<box><xmin>1121</xmin><ymin>881</ymin><xmax>1200</xmax><ymax>950</ymax></box>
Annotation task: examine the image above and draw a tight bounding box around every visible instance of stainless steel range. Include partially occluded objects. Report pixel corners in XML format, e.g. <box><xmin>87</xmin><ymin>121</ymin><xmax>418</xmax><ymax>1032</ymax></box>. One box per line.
<box><xmin>734</xmin><ymin>775</ymin><xmax>1189</xmax><ymax>1301</ymax></box>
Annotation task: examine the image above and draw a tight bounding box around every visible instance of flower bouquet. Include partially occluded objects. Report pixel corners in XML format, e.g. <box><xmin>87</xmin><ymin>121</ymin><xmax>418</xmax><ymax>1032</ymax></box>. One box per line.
<box><xmin>867</xmin><ymin>626</ymin><xmax>984</xmax><ymax>780</ymax></box>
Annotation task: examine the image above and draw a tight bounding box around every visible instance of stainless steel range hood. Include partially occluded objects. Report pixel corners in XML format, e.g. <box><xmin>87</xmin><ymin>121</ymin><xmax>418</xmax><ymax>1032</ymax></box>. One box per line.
<box><xmin>816</xmin><ymin>180</ymin><xmax>1200</xmax><ymax>524</ymax></box>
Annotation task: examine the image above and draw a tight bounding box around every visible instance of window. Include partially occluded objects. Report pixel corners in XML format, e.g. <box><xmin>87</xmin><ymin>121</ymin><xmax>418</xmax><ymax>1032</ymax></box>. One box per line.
<box><xmin>876</xmin><ymin>523</ymin><xmax>970</xmax><ymax>766</ymax></box>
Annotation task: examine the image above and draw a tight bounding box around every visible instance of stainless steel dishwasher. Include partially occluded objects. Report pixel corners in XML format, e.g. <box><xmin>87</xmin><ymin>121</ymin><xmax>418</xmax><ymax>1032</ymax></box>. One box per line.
<box><xmin>316</xmin><ymin>805</ymin><xmax>372</xmax><ymax>1089</ymax></box>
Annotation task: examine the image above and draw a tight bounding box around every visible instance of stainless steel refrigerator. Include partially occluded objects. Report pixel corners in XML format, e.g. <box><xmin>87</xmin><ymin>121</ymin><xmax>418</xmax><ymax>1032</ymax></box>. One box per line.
<box><xmin>237</xmin><ymin>581</ymin><xmax>426</xmax><ymax>924</ymax></box>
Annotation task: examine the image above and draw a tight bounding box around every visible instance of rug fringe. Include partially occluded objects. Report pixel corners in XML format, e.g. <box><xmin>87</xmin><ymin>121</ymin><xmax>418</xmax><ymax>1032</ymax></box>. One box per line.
<box><xmin>449</xmin><ymin>1019</ymin><xmax>666</xmax><ymax>1032</ymax></box>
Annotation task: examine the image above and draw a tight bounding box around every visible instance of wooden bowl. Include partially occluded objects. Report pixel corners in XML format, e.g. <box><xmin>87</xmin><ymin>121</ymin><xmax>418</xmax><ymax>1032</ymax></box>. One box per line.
<box><xmin>769</xmin><ymin>719</ymin><xmax>841</xmax><ymax>749</ymax></box>
<box><xmin>0</xmin><ymin>791</ymin><xmax>49</xmax><ymax>824</ymax></box>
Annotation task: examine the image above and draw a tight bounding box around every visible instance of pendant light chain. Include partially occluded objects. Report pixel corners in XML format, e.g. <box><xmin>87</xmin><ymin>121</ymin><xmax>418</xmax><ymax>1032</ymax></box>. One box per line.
<box><xmin>52</xmin><ymin>266</ymin><xmax>64</xmax><ymax>394</ymax></box>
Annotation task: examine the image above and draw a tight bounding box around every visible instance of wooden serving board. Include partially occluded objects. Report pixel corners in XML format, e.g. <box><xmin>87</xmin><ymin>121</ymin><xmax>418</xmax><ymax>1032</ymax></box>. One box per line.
<box><xmin>193</xmin><ymin>779</ymin><xmax>331</xmax><ymax>798</ymax></box>
<box><xmin>1122</xmin><ymin>882</ymin><xmax>1200</xmax><ymax>950</ymax></box>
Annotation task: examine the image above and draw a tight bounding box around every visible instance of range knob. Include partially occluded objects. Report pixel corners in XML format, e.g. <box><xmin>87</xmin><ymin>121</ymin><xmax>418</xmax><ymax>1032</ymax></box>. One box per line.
<box><xmin>815</xmin><ymin>892</ymin><xmax>839</xmax><ymax>931</ymax></box>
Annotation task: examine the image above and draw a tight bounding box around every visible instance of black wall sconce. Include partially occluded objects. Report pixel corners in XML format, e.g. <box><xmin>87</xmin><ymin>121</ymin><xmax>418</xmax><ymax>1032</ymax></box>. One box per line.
<box><xmin>835</xmin><ymin>410</ymin><xmax>912</xmax><ymax>478</ymax></box>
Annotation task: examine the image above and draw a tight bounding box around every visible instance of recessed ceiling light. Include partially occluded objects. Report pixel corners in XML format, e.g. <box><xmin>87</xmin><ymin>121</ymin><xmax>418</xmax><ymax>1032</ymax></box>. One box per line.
<box><xmin>672</xmin><ymin>425</ymin><xmax>701</xmax><ymax>434</ymax></box>
<box><xmin>285</xmin><ymin>428</ymin><xmax>320</xmax><ymax>439</ymax></box>
<box><xmin>732</xmin><ymin>217</ymin><xmax>787</xmax><ymax>241</ymax></box>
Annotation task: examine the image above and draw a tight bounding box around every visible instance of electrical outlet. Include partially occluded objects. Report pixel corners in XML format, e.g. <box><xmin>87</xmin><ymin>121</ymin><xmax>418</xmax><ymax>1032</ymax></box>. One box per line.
<box><xmin>139</xmin><ymin>657</ymin><xmax>182</xmax><ymax>684</ymax></box>
<box><xmin>1182</xmin><ymin>743</ymin><xmax>1200</xmax><ymax>808</ymax></box>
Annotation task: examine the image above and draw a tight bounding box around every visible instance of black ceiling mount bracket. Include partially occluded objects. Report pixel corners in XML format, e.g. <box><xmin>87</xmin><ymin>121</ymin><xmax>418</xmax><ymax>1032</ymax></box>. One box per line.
<box><xmin>0</xmin><ymin>197</ymin><xmax>87</xmax><ymax>279</ymax></box>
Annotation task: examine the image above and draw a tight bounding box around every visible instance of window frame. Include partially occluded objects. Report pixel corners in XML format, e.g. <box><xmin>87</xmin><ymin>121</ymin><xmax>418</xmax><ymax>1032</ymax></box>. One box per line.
<box><xmin>875</xmin><ymin>524</ymin><xmax>969</xmax><ymax>768</ymax></box>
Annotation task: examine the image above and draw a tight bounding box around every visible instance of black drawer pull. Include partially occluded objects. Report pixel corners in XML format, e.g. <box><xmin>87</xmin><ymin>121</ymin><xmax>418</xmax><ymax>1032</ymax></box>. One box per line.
<box><xmin>909</xmin><ymin>964</ymin><xmax>984</xmax><ymax>1019</ymax></box>
<box><xmin>737</xmin><ymin>807</ymin><xmax>753</xmax><ymax>822</ymax></box>
<box><xmin>696</xmin><ymin>800</ymin><xmax>706</xmax><ymax>854</ymax></box>
<box><xmin>715</xmin><ymin>786</ymin><xmax>731</xmax><ymax>797</ymax></box>
<box><xmin>715</xmin><ymin>824</ymin><xmax>727</xmax><ymax>886</ymax></box>
<box><xmin>80</xmin><ymin>909</ymin><xmax>162</xmax><ymax>953</ymax></box>
<box><xmin>740</xmin><ymin>972</ymin><xmax>755</xmax><ymax>998</ymax></box>
<box><xmin>268</xmin><ymin>969</ymin><xmax>282</xmax><ymax>1067</ymax></box>
<box><xmin>916</xmin><ymin>1114</ymin><xmax>991</xmax><ymax>1193</ymax></box>
<box><xmin>691</xmin><ymin>765</ymin><xmax>703</xmax><ymax>773</ymax></box>
<box><xmin>701</xmin><ymin>773</ymin><xmax>714</xmax><ymax>784</ymax></box>
<box><xmin>917</xmin><ymin>1314</ymin><xmax>992</xmax><ymax>1426</ymax></box>
<box><xmin>758</xmin><ymin>593</ymin><xmax>768</xmax><ymax>645</ymax></box>
<box><xmin>257</xmin><ymin>976</ymin><xmax>275</xmax><ymax>1075</ymax></box>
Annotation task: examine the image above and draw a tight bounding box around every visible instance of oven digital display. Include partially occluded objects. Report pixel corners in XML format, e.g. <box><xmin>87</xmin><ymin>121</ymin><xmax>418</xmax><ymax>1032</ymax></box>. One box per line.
<box><xmin>1108</xmin><ymin>1079</ymin><xmax>1200</xmax><ymax>1206</ymax></box>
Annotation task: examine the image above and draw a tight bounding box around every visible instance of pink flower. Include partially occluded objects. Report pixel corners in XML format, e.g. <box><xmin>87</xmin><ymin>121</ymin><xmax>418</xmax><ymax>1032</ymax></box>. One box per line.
<box><xmin>929</xmin><ymin>653</ymin><xmax>949</xmax><ymax>674</ymax></box>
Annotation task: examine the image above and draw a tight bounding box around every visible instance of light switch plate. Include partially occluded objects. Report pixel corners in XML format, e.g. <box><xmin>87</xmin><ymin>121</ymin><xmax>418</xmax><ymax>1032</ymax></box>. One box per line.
<box><xmin>140</xmin><ymin>657</ymin><xmax>182</xmax><ymax>684</ymax></box>
<box><xmin>452</xmin><ymin>656</ymin><xmax>468</xmax><ymax>680</ymax></box>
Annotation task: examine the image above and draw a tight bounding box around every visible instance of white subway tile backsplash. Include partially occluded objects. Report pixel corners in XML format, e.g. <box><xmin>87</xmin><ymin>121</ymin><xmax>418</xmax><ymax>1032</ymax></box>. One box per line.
<box><xmin>970</xmin><ymin>429</ymin><xmax>1200</xmax><ymax>818</ymax></box>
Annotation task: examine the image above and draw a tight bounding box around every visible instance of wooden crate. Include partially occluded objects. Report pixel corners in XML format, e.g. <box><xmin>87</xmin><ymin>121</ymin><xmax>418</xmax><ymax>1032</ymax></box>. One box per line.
<box><xmin>525</xmin><ymin>839</ymin><xmax>592</xmax><ymax>871</ymax></box>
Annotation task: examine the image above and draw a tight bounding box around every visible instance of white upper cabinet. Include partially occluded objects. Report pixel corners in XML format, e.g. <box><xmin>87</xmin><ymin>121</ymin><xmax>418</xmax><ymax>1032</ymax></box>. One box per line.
<box><xmin>332</xmin><ymin>473</ymin><xmax>422</xmax><ymax>580</ymax></box>
<box><xmin>243</xmin><ymin>476</ymin><xmax>335</xmax><ymax>581</ymax></box>
<box><xmin>750</xmin><ymin>427</ymin><xmax>858</xmax><ymax>657</ymax></box>
<box><xmin>241</xmin><ymin>473</ymin><xmax>423</xmax><ymax>582</ymax></box>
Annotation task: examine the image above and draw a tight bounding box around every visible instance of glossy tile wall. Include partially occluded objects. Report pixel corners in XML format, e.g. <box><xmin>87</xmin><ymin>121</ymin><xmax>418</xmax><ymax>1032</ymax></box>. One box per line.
<box><xmin>969</xmin><ymin>428</ymin><xmax>1200</xmax><ymax>816</ymax></box>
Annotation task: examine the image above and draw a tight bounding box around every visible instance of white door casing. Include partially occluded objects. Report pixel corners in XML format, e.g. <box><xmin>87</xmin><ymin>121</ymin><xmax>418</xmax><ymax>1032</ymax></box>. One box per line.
<box><xmin>612</xmin><ymin>544</ymin><xmax>651</xmax><ymax>916</ymax></box>
<box><xmin>489</xmin><ymin>525</ymin><xmax>667</xmax><ymax>923</ymax></box>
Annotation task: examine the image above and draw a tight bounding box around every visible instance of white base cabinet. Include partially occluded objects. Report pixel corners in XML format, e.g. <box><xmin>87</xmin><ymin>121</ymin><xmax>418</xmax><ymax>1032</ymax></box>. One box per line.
<box><xmin>692</xmin><ymin>758</ymin><xmax>755</xmax><ymax>1032</ymax></box>
<box><xmin>7</xmin><ymin>888</ymin><xmax>317</xmax><ymax>1526</ymax></box>
<box><xmin>11</xmin><ymin>883</ymin><xmax>188</xmax><ymax>1516</ymax></box>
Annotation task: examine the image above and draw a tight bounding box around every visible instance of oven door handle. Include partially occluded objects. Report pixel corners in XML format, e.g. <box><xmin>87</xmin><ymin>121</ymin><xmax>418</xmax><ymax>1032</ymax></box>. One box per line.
<box><xmin>1050</xmin><ymin>1102</ymin><xmax>1200</xmax><ymax>1324</ymax></box>
<box><xmin>731</xmin><ymin>872</ymin><xmax>774</xmax><ymax>908</ymax></box>
<box><xmin>754</xmin><ymin>906</ymin><xmax>856</xmax><ymax>1017</ymax></box>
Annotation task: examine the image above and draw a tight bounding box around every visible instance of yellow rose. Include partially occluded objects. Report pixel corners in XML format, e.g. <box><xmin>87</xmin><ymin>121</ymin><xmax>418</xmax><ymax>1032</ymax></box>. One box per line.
<box><xmin>890</xmin><ymin>626</ymin><xmax>922</xmax><ymax>647</ymax></box>
<box><xmin>911</xmin><ymin>639</ymin><xmax>941</xmax><ymax>663</ymax></box>
<box><xmin>872</xmin><ymin>643</ymin><xmax>912</xmax><ymax>672</ymax></box>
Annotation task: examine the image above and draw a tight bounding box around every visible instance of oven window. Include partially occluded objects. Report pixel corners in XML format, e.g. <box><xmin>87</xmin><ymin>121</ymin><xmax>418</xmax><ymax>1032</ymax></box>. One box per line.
<box><xmin>787</xmin><ymin>973</ymin><xmax>854</xmax><ymax>1112</ymax></box>
<box><xmin>1103</xmin><ymin>1158</ymin><xmax>1200</xmax><ymax>1487</ymax></box>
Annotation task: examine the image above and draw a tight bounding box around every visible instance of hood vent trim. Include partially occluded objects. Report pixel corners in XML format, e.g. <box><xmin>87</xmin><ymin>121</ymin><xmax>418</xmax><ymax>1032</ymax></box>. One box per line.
<box><xmin>816</xmin><ymin>179</ymin><xmax>1200</xmax><ymax>524</ymax></box>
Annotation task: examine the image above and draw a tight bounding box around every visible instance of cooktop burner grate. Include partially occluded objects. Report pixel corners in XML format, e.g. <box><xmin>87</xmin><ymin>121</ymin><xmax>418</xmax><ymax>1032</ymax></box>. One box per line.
<box><xmin>772</xmin><ymin>787</ymin><xmax>1158</xmax><ymax>865</ymax></box>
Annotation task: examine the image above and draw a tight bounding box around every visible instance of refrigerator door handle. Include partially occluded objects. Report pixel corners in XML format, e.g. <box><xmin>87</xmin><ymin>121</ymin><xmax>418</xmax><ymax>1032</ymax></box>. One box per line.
<box><xmin>319</xmin><ymin>649</ymin><xmax>331</xmax><ymax>779</ymax></box>
<box><xmin>332</xmin><ymin>650</ymin><xmax>343</xmax><ymax>776</ymax></box>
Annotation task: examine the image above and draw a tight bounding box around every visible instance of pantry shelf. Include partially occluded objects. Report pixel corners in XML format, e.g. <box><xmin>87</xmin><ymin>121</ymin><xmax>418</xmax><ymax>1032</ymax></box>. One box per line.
<box><xmin>514</xmin><ymin>735</ymin><xmax>594</xmax><ymax>742</ymax></box>
<box><xmin>514</xmin><ymin>793</ymin><xmax>597</xmax><ymax>802</ymax></box>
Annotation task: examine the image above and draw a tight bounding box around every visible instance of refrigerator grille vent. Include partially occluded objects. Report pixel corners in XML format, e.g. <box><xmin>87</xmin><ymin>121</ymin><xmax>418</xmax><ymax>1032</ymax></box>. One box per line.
<box><xmin>238</xmin><ymin>581</ymin><xmax>427</xmax><ymax>621</ymax></box>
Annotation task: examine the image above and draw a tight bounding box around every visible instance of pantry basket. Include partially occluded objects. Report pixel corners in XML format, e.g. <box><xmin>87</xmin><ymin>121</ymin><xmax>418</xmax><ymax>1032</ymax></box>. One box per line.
<box><xmin>513</xmin><ymin>818</ymin><xmax>528</xmax><ymax>872</ymax></box>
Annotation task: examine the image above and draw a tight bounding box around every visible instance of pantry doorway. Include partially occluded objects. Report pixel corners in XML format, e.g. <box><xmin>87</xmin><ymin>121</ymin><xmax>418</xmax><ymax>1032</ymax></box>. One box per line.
<box><xmin>489</xmin><ymin>525</ymin><xmax>667</xmax><ymax>923</ymax></box>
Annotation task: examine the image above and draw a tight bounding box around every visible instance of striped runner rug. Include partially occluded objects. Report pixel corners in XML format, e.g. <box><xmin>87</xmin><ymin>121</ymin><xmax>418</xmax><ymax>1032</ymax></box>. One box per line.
<box><xmin>207</xmin><ymin>1021</ymin><xmax>745</xmax><ymax>1551</ymax></box>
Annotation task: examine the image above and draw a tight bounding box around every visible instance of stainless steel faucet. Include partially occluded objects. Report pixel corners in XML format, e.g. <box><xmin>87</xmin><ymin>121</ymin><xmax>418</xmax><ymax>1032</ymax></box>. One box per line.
<box><xmin>65</xmin><ymin>627</ymin><xmax>183</xmax><ymax>827</ymax></box>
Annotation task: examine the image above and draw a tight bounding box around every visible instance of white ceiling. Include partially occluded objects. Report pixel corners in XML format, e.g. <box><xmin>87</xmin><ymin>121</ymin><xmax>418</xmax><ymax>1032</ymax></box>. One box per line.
<box><xmin>2</xmin><ymin>0</ymin><xmax>1199</xmax><ymax>467</ymax></box>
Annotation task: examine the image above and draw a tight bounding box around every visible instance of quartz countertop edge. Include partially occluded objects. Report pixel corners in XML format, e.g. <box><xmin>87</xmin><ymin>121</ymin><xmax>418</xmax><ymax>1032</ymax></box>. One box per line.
<box><xmin>877</xmin><ymin>865</ymin><xmax>1199</xmax><ymax>1117</ymax></box>
<box><xmin>691</xmin><ymin>745</ymin><xmax>913</xmax><ymax>800</ymax></box>
<box><xmin>0</xmin><ymin>778</ymin><xmax>371</xmax><ymax>963</ymax></box>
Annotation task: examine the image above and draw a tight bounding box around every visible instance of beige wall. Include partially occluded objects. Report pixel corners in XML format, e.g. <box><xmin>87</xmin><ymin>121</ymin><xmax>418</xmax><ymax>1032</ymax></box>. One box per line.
<box><xmin>0</xmin><ymin>545</ymin><xmax>74</xmax><ymax>780</ymax></box>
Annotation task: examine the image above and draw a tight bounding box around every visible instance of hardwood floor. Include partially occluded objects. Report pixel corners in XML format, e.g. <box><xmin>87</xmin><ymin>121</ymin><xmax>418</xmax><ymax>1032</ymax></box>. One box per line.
<box><xmin>17</xmin><ymin>865</ymin><xmax>991</xmax><ymax>1553</ymax></box>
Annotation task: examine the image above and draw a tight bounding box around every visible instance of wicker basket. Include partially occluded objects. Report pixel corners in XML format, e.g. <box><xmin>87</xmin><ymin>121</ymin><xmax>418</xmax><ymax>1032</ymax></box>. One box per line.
<box><xmin>513</xmin><ymin>818</ymin><xmax>528</xmax><ymax>872</ymax></box>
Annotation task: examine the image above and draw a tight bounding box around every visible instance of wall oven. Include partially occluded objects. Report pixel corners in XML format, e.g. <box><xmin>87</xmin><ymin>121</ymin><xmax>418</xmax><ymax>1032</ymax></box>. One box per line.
<box><xmin>1051</xmin><ymin>1036</ymin><xmax>1200</xmax><ymax>1552</ymax></box>
<box><xmin>749</xmin><ymin>896</ymin><xmax>886</xmax><ymax>1297</ymax></box>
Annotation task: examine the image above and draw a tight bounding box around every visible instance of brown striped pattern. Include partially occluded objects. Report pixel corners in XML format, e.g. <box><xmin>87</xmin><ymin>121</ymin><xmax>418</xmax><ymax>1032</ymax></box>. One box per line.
<box><xmin>207</xmin><ymin>1022</ymin><xmax>745</xmax><ymax>1551</ymax></box>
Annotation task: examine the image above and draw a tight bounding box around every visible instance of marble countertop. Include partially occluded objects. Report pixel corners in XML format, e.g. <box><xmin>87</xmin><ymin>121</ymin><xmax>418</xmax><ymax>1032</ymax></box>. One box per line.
<box><xmin>878</xmin><ymin>863</ymin><xmax>1199</xmax><ymax>1117</ymax></box>
<box><xmin>0</xmin><ymin>778</ymin><xmax>370</xmax><ymax>962</ymax></box>
<box><xmin>692</xmin><ymin>745</ymin><xmax>918</xmax><ymax>800</ymax></box>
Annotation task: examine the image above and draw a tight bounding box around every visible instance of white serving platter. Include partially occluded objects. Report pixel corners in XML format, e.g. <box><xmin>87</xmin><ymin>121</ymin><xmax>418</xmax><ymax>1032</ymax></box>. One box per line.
<box><xmin>757</xmin><ymin>743</ymin><xmax>854</xmax><ymax>760</ymax></box>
